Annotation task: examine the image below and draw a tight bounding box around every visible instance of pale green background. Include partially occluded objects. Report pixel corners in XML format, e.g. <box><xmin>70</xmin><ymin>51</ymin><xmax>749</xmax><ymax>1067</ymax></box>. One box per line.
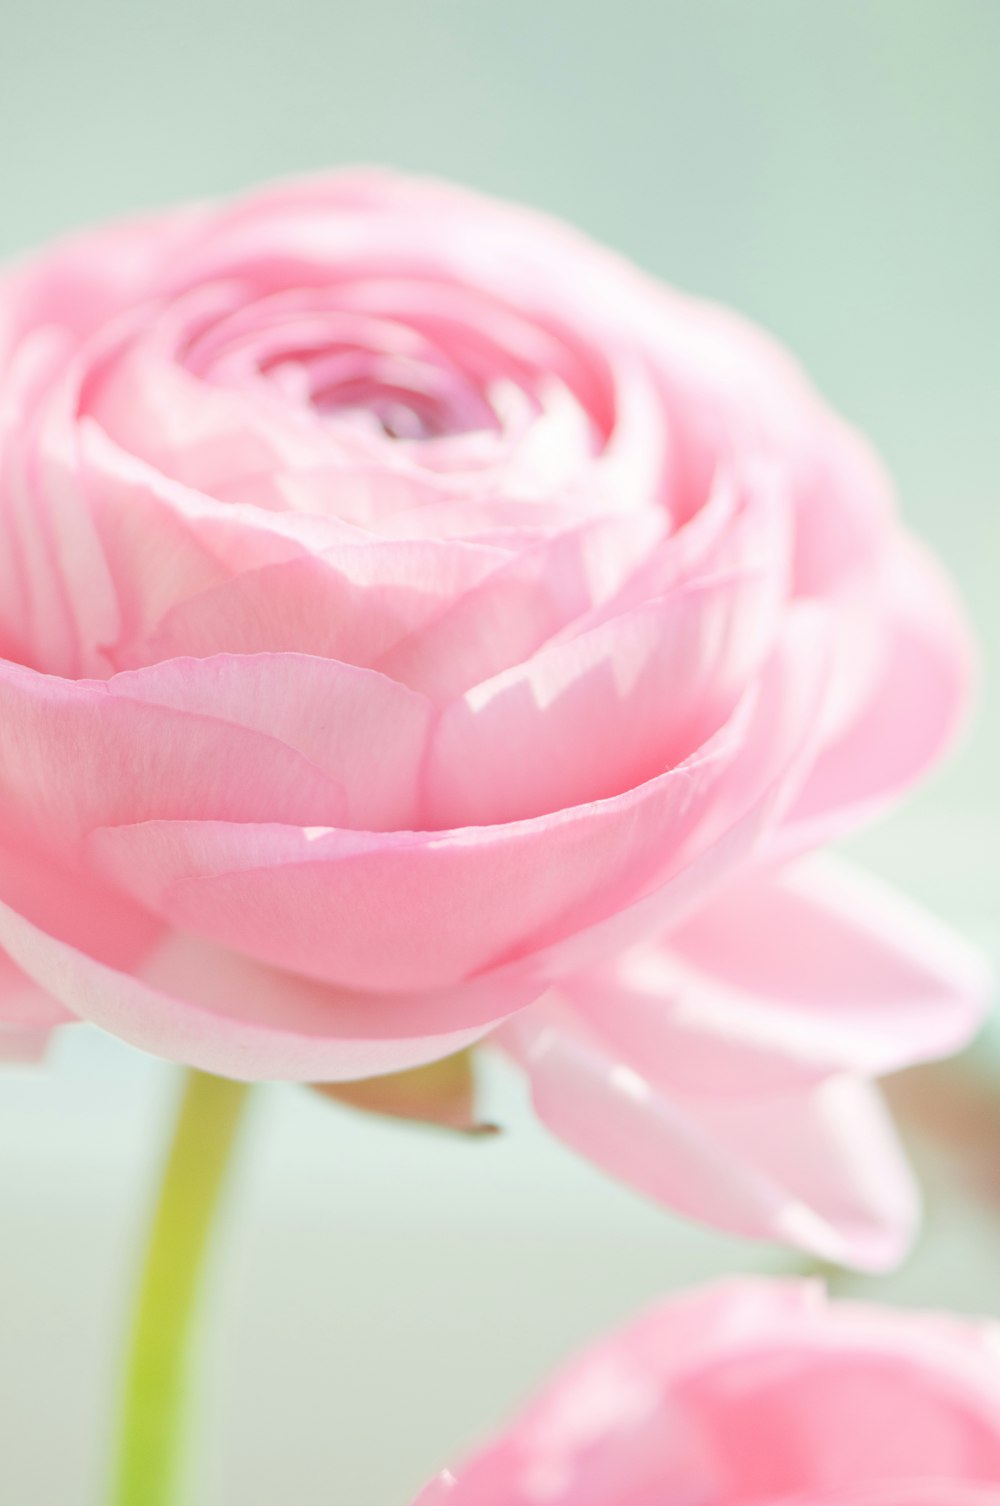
<box><xmin>1</xmin><ymin>4</ymin><xmax>998</xmax><ymax>1504</ymax></box>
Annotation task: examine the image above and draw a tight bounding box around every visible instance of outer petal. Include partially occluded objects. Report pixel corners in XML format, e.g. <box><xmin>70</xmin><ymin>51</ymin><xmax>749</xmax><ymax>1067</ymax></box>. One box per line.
<box><xmin>0</xmin><ymin>623</ymin><xmax>820</xmax><ymax>1080</ymax></box>
<box><xmin>774</xmin><ymin>535</ymin><xmax>976</xmax><ymax>852</ymax></box>
<box><xmin>0</xmin><ymin>950</ymin><xmax>73</xmax><ymax>1062</ymax></box>
<box><xmin>0</xmin><ymin>939</ymin><xmax>73</xmax><ymax>1060</ymax></box>
<box><xmin>558</xmin><ymin>855</ymin><xmax>992</xmax><ymax>1099</ymax></box>
<box><xmin>0</xmin><ymin>208</ymin><xmax>211</xmax><ymax>361</ymax></box>
<box><xmin>0</xmin><ymin>951</ymin><xmax>74</xmax><ymax>1030</ymax></box>
<box><xmin>85</xmin><ymin>759</ymin><xmax>732</xmax><ymax>995</ymax></box>
<box><xmin>87</xmin><ymin>615</ymin><xmax>825</xmax><ymax>994</ymax></box>
<box><xmin>0</xmin><ymin>899</ymin><xmax>521</xmax><ymax>1082</ymax></box>
<box><xmin>0</xmin><ymin>328</ymin><xmax>101</xmax><ymax>678</ymax></box>
<box><xmin>501</xmin><ymin>1003</ymin><xmax>919</xmax><ymax>1269</ymax></box>
<box><xmin>634</xmin><ymin>283</ymin><xmax>899</xmax><ymax>590</ymax></box>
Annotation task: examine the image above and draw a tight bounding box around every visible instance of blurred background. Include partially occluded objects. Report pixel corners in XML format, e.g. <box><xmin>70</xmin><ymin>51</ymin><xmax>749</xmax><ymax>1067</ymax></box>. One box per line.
<box><xmin>1</xmin><ymin>3</ymin><xmax>998</xmax><ymax>1502</ymax></box>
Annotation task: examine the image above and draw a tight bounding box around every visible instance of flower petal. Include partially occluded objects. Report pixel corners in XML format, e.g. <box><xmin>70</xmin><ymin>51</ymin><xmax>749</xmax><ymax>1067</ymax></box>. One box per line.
<box><xmin>0</xmin><ymin>900</ymin><xmax>519</xmax><ymax>1082</ymax></box>
<box><xmin>138</xmin><ymin>537</ymin><xmax>510</xmax><ymax>670</ymax></box>
<box><xmin>424</xmin><ymin>467</ymin><xmax>792</xmax><ymax>824</ymax></box>
<box><xmin>425</xmin><ymin>570</ymin><xmax>784</xmax><ymax>827</ymax></box>
<box><xmin>502</xmin><ymin>1003</ymin><xmax>919</xmax><ymax>1269</ymax></box>
<box><xmin>0</xmin><ymin>655</ymin><xmax>346</xmax><ymax>846</ymax></box>
<box><xmin>774</xmin><ymin>536</ymin><xmax>976</xmax><ymax>851</ymax></box>
<box><xmin>558</xmin><ymin>855</ymin><xmax>992</xmax><ymax>1098</ymax></box>
<box><xmin>412</xmin><ymin>1278</ymin><xmax>1000</xmax><ymax>1505</ymax></box>
<box><xmin>0</xmin><ymin>950</ymin><xmax>72</xmax><ymax>1031</ymax></box>
<box><xmin>106</xmin><ymin>653</ymin><xmax>432</xmax><ymax>831</ymax></box>
<box><xmin>87</xmin><ymin>613</ymin><xmax>827</xmax><ymax>993</ymax></box>
<box><xmin>375</xmin><ymin>509</ymin><xmax>666</xmax><ymax>702</ymax></box>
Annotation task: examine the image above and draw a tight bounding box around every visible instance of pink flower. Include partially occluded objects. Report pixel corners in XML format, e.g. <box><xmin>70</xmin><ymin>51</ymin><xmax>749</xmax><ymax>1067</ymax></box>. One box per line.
<box><xmin>413</xmin><ymin>1279</ymin><xmax>1000</xmax><ymax>1506</ymax></box>
<box><xmin>0</xmin><ymin>172</ymin><xmax>989</xmax><ymax>1263</ymax></box>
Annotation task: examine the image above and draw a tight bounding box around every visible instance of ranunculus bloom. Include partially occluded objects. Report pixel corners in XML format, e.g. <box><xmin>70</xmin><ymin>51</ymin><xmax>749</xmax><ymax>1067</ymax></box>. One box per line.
<box><xmin>413</xmin><ymin>1279</ymin><xmax>1000</xmax><ymax>1506</ymax></box>
<box><xmin>0</xmin><ymin>172</ymin><xmax>989</xmax><ymax>1264</ymax></box>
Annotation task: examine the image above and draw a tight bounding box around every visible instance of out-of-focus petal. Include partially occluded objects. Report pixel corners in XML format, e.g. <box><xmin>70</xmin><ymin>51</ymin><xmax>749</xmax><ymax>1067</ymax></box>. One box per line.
<box><xmin>0</xmin><ymin>959</ymin><xmax>72</xmax><ymax>1027</ymax></box>
<box><xmin>559</xmin><ymin>855</ymin><xmax>991</xmax><ymax>1098</ymax></box>
<box><xmin>413</xmin><ymin>1278</ymin><xmax>1000</xmax><ymax>1505</ymax></box>
<box><xmin>502</xmin><ymin>1004</ymin><xmax>919</xmax><ymax>1269</ymax></box>
<box><xmin>0</xmin><ymin>946</ymin><xmax>73</xmax><ymax>1065</ymax></box>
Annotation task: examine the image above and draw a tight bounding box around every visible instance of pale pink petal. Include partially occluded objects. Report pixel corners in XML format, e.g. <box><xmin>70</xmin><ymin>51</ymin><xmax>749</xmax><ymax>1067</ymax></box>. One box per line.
<box><xmin>106</xmin><ymin>653</ymin><xmax>432</xmax><ymax>831</ymax></box>
<box><xmin>482</xmin><ymin>606</ymin><xmax>830</xmax><ymax>987</ymax></box>
<box><xmin>375</xmin><ymin>509</ymin><xmax>666</xmax><ymax>701</ymax></box>
<box><xmin>82</xmin><ymin>286</ymin><xmax>346</xmax><ymax>490</ymax></box>
<box><xmin>635</xmin><ymin>287</ymin><xmax>898</xmax><ymax>586</ymax></box>
<box><xmin>0</xmin><ymin>930</ymin><xmax>77</xmax><ymax>1065</ymax></box>
<box><xmin>502</xmin><ymin>1005</ymin><xmax>919</xmax><ymax>1269</ymax></box>
<box><xmin>78</xmin><ymin>424</ymin><xmax>511</xmax><ymax>672</ymax></box>
<box><xmin>0</xmin><ymin>207</ymin><xmax>210</xmax><ymax>361</ymax></box>
<box><xmin>792</xmin><ymin>1489</ymin><xmax>1000</xmax><ymax>1506</ymax></box>
<box><xmin>0</xmin><ymin>169</ymin><xmax>982</xmax><ymax>1210</ymax></box>
<box><xmin>137</xmin><ymin>536</ymin><xmax>510</xmax><ymax>670</ymax></box>
<box><xmin>572</xmin><ymin>459</ymin><xmax>791</xmax><ymax>627</ymax></box>
<box><xmin>0</xmin><ymin>950</ymin><xmax>73</xmax><ymax>1030</ymax></box>
<box><xmin>0</xmin><ymin>822</ymin><xmax>162</xmax><ymax>979</ymax></box>
<box><xmin>559</xmin><ymin>855</ymin><xmax>991</xmax><ymax>1098</ymax></box>
<box><xmin>411</xmin><ymin>1281</ymin><xmax>818</xmax><ymax>1506</ymax></box>
<box><xmin>774</xmin><ymin>536</ymin><xmax>976</xmax><ymax>852</ymax></box>
<box><xmin>672</xmin><ymin>1294</ymin><xmax>1000</xmax><ymax>1497</ymax></box>
<box><xmin>425</xmin><ymin>567</ymin><xmax>785</xmax><ymax>827</ymax></box>
<box><xmin>82</xmin><ymin>423</ymin><xmax>362</xmax><ymax>650</ymax></box>
<box><xmin>0</xmin><ymin>897</ymin><xmax>521</xmax><ymax>1082</ymax></box>
<box><xmin>86</xmin><ymin>617</ymin><xmax>825</xmax><ymax>993</ymax></box>
<box><xmin>217</xmin><ymin>463</ymin><xmax>456</xmax><ymax>530</ymax></box>
<box><xmin>0</xmin><ymin>328</ymin><xmax>90</xmax><ymax>676</ymax></box>
<box><xmin>423</xmin><ymin>465</ymin><xmax>794</xmax><ymax>825</ymax></box>
<box><xmin>0</xmin><ymin>657</ymin><xmax>345</xmax><ymax>847</ymax></box>
<box><xmin>86</xmin><ymin>745</ymin><xmax>735</xmax><ymax>994</ymax></box>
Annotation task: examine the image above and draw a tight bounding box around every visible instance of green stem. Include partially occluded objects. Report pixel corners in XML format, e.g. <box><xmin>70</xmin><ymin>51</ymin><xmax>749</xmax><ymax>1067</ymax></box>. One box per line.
<box><xmin>110</xmin><ymin>1069</ymin><xmax>251</xmax><ymax>1506</ymax></box>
